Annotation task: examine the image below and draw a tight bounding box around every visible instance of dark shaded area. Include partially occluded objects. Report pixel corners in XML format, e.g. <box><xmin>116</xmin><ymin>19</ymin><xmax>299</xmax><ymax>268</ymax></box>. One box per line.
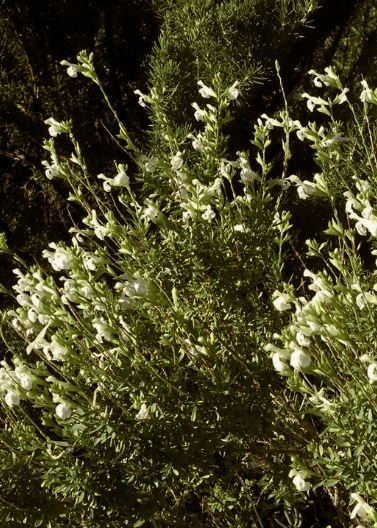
<box><xmin>0</xmin><ymin>0</ymin><xmax>160</xmax><ymax>302</ymax></box>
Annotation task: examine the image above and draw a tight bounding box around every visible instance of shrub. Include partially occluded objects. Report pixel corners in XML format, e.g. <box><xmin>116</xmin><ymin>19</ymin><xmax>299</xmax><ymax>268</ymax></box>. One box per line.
<box><xmin>2</xmin><ymin>49</ymin><xmax>377</xmax><ymax>528</ymax></box>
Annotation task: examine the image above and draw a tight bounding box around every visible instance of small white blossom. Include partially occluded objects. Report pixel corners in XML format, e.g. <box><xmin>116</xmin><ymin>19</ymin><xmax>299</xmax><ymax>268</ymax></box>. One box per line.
<box><xmin>67</xmin><ymin>66</ymin><xmax>78</xmax><ymax>77</ymax></box>
<box><xmin>202</xmin><ymin>205</ymin><xmax>215</xmax><ymax>221</ymax></box>
<box><xmin>197</xmin><ymin>80</ymin><xmax>216</xmax><ymax>99</ymax></box>
<box><xmin>20</xmin><ymin>375</ymin><xmax>33</xmax><ymax>391</ymax></box>
<box><xmin>334</xmin><ymin>87</ymin><xmax>349</xmax><ymax>104</ymax></box>
<box><xmin>277</xmin><ymin>179</ymin><xmax>290</xmax><ymax>190</ymax></box>
<box><xmin>192</xmin><ymin>102</ymin><xmax>205</xmax><ymax>121</ymax></box>
<box><xmin>93</xmin><ymin>318</ymin><xmax>114</xmax><ymax>343</ymax></box>
<box><xmin>50</xmin><ymin>338</ymin><xmax>68</xmax><ymax>362</ymax></box>
<box><xmin>140</xmin><ymin>155</ymin><xmax>159</xmax><ymax>173</ymax></box>
<box><xmin>89</xmin><ymin>210</ymin><xmax>108</xmax><ymax>240</ymax></box>
<box><xmin>292</xmin><ymin>474</ymin><xmax>311</xmax><ymax>492</ymax></box>
<box><xmin>308</xmin><ymin>69</ymin><xmax>331</xmax><ymax>87</ymax></box>
<box><xmin>360</xmin><ymin>80</ymin><xmax>372</xmax><ymax>102</ymax></box>
<box><xmin>356</xmin><ymin>292</ymin><xmax>375</xmax><ymax>310</ymax></box>
<box><xmin>142</xmin><ymin>205</ymin><xmax>159</xmax><ymax>223</ymax></box>
<box><xmin>27</xmin><ymin>309</ymin><xmax>38</xmax><ymax>323</ymax></box>
<box><xmin>290</xmin><ymin>350</ymin><xmax>311</xmax><ymax>370</ymax></box>
<box><xmin>45</xmin><ymin>117</ymin><xmax>63</xmax><ymax>137</ymax></box>
<box><xmin>288</xmin><ymin>175</ymin><xmax>322</xmax><ymax>200</ymax></box>
<box><xmin>5</xmin><ymin>391</ymin><xmax>20</xmax><ymax>408</ymax></box>
<box><xmin>26</xmin><ymin>322</ymin><xmax>51</xmax><ymax>355</ymax></box>
<box><xmin>171</xmin><ymin>152</ymin><xmax>183</xmax><ymax>170</ymax></box>
<box><xmin>349</xmin><ymin>208</ymin><xmax>377</xmax><ymax>238</ymax></box>
<box><xmin>350</xmin><ymin>493</ymin><xmax>373</xmax><ymax>520</ymax></box>
<box><xmin>309</xmin><ymin>388</ymin><xmax>332</xmax><ymax>409</ymax></box>
<box><xmin>42</xmin><ymin>244</ymin><xmax>72</xmax><ymax>271</ymax></box>
<box><xmin>42</xmin><ymin>160</ymin><xmax>60</xmax><ymax>179</ymax></box>
<box><xmin>272</xmin><ymin>291</ymin><xmax>292</xmax><ymax>312</ymax></box>
<box><xmin>60</xmin><ymin>60</ymin><xmax>91</xmax><ymax>77</ymax></box>
<box><xmin>368</xmin><ymin>363</ymin><xmax>377</xmax><ymax>381</ymax></box>
<box><xmin>12</xmin><ymin>318</ymin><xmax>23</xmax><ymax>331</ymax></box>
<box><xmin>136</xmin><ymin>403</ymin><xmax>150</xmax><ymax>420</ymax></box>
<box><xmin>320</xmin><ymin>130</ymin><xmax>355</xmax><ymax>148</ymax></box>
<box><xmin>97</xmin><ymin>171</ymin><xmax>129</xmax><ymax>192</ymax></box>
<box><xmin>134</xmin><ymin>89</ymin><xmax>150</xmax><ymax>107</ymax></box>
<box><xmin>56</xmin><ymin>402</ymin><xmax>71</xmax><ymax>419</ymax></box>
<box><xmin>272</xmin><ymin>352</ymin><xmax>287</xmax><ymax>372</ymax></box>
<box><xmin>301</xmin><ymin>93</ymin><xmax>328</xmax><ymax>112</ymax></box>
<box><xmin>312</xmin><ymin>290</ymin><xmax>332</xmax><ymax>304</ymax></box>
<box><xmin>296</xmin><ymin>331</ymin><xmax>311</xmax><ymax>347</ymax></box>
<box><xmin>226</xmin><ymin>81</ymin><xmax>239</xmax><ymax>100</ymax></box>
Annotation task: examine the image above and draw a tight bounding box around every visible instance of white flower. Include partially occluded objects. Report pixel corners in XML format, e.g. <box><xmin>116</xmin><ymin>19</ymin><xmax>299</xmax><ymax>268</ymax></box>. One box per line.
<box><xmin>192</xmin><ymin>102</ymin><xmax>205</xmax><ymax>121</ymax></box>
<box><xmin>88</xmin><ymin>210</ymin><xmax>108</xmax><ymax>240</ymax></box>
<box><xmin>360</xmin><ymin>80</ymin><xmax>372</xmax><ymax>102</ymax></box>
<box><xmin>182</xmin><ymin>209</ymin><xmax>196</xmax><ymax>223</ymax></box>
<box><xmin>142</xmin><ymin>205</ymin><xmax>159</xmax><ymax>223</ymax></box>
<box><xmin>272</xmin><ymin>352</ymin><xmax>287</xmax><ymax>372</ymax></box>
<box><xmin>288</xmin><ymin>175</ymin><xmax>322</xmax><ymax>200</ymax></box>
<box><xmin>197</xmin><ymin>80</ymin><xmax>216</xmax><ymax>99</ymax></box>
<box><xmin>50</xmin><ymin>338</ymin><xmax>68</xmax><ymax>362</ymax></box>
<box><xmin>42</xmin><ymin>160</ymin><xmax>60</xmax><ymax>179</ymax></box>
<box><xmin>297</xmin><ymin>127</ymin><xmax>309</xmax><ymax>141</ymax></box>
<box><xmin>292</xmin><ymin>475</ymin><xmax>311</xmax><ymax>492</ymax></box>
<box><xmin>312</xmin><ymin>290</ymin><xmax>332</xmax><ymax>304</ymax></box>
<box><xmin>171</xmin><ymin>152</ymin><xmax>183</xmax><ymax>170</ymax></box>
<box><xmin>93</xmin><ymin>318</ymin><xmax>114</xmax><ymax>343</ymax></box>
<box><xmin>60</xmin><ymin>60</ymin><xmax>91</xmax><ymax>77</ymax></box>
<box><xmin>335</xmin><ymin>87</ymin><xmax>349</xmax><ymax>104</ymax></box>
<box><xmin>38</xmin><ymin>314</ymin><xmax>50</xmax><ymax>325</ymax></box>
<box><xmin>320</xmin><ymin>130</ymin><xmax>355</xmax><ymax>148</ymax></box>
<box><xmin>356</xmin><ymin>292</ymin><xmax>375</xmax><ymax>310</ymax></box>
<box><xmin>277</xmin><ymin>179</ymin><xmax>290</xmax><ymax>190</ymax></box>
<box><xmin>367</xmin><ymin>363</ymin><xmax>377</xmax><ymax>382</ymax></box>
<box><xmin>97</xmin><ymin>171</ymin><xmax>129</xmax><ymax>192</ymax></box>
<box><xmin>4</xmin><ymin>391</ymin><xmax>20</xmax><ymax>408</ymax></box>
<box><xmin>12</xmin><ymin>318</ymin><xmax>23</xmax><ymax>331</ymax></box>
<box><xmin>360</xmin><ymin>354</ymin><xmax>373</xmax><ymax>363</ymax></box>
<box><xmin>290</xmin><ymin>350</ymin><xmax>311</xmax><ymax>370</ymax></box>
<box><xmin>350</xmin><ymin>493</ymin><xmax>373</xmax><ymax>519</ymax></box>
<box><xmin>136</xmin><ymin>403</ymin><xmax>150</xmax><ymax>420</ymax></box>
<box><xmin>301</xmin><ymin>93</ymin><xmax>328</xmax><ymax>112</ymax></box>
<box><xmin>119</xmin><ymin>274</ymin><xmax>149</xmax><ymax>299</ymax></box>
<box><xmin>349</xmin><ymin>209</ymin><xmax>377</xmax><ymax>238</ymax></box>
<box><xmin>202</xmin><ymin>205</ymin><xmax>215</xmax><ymax>221</ymax></box>
<box><xmin>309</xmin><ymin>388</ymin><xmax>332</xmax><ymax>409</ymax></box>
<box><xmin>226</xmin><ymin>81</ymin><xmax>239</xmax><ymax>100</ymax></box>
<box><xmin>67</xmin><ymin>66</ymin><xmax>78</xmax><ymax>77</ymax></box>
<box><xmin>56</xmin><ymin>402</ymin><xmax>71</xmax><ymax>419</ymax></box>
<box><xmin>27</xmin><ymin>309</ymin><xmax>38</xmax><ymax>323</ymax></box>
<box><xmin>134</xmin><ymin>89</ymin><xmax>150</xmax><ymax>107</ymax></box>
<box><xmin>45</xmin><ymin>117</ymin><xmax>63</xmax><ymax>137</ymax></box>
<box><xmin>241</xmin><ymin>168</ymin><xmax>257</xmax><ymax>183</ymax></box>
<box><xmin>140</xmin><ymin>155</ymin><xmax>159</xmax><ymax>173</ymax></box>
<box><xmin>260</xmin><ymin>113</ymin><xmax>281</xmax><ymax>129</ymax></box>
<box><xmin>308</xmin><ymin>69</ymin><xmax>331</xmax><ymax>87</ymax></box>
<box><xmin>20</xmin><ymin>375</ymin><xmax>33</xmax><ymax>391</ymax></box>
<box><xmin>272</xmin><ymin>291</ymin><xmax>292</xmax><ymax>311</ymax></box>
<box><xmin>54</xmin><ymin>249</ymin><xmax>72</xmax><ymax>271</ymax></box>
<box><xmin>344</xmin><ymin>191</ymin><xmax>363</xmax><ymax>213</ymax></box>
<box><xmin>26</xmin><ymin>322</ymin><xmax>51</xmax><ymax>355</ymax></box>
<box><xmin>296</xmin><ymin>331</ymin><xmax>311</xmax><ymax>347</ymax></box>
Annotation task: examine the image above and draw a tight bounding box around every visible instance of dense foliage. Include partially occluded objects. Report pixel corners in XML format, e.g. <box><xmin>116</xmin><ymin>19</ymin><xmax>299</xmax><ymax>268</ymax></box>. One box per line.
<box><xmin>1</xmin><ymin>1</ymin><xmax>377</xmax><ymax>527</ymax></box>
